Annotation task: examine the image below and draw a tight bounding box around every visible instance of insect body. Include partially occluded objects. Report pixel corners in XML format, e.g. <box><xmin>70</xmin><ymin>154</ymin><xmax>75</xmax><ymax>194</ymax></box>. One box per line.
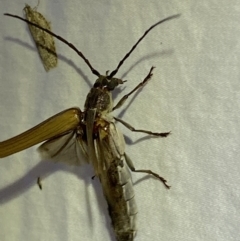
<box><xmin>2</xmin><ymin>12</ymin><xmax>180</xmax><ymax>240</ymax></box>
<box><xmin>84</xmin><ymin>80</ymin><xmax>138</xmax><ymax>240</ymax></box>
<box><xmin>24</xmin><ymin>4</ymin><xmax>58</xmax><ymax>71</ymax></box>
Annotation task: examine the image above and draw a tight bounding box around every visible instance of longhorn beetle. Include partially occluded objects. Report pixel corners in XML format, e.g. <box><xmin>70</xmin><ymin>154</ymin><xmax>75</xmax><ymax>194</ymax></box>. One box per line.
<box><xmin>1</xmin><ymin>11</ymin><xmax>180</xmax><ymax>241</ymax></box>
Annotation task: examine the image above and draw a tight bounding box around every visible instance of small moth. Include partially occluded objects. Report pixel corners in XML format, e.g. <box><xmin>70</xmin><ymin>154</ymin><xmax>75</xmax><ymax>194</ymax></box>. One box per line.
<box><xmin>2</xmin><ymin>12</ymin><xmax>180</xmax><ymax>240</ymax></box>
<box><xmin>24</xmin><ymin>4</ymin><xmax>58</xmax><ymax>71</ymax></box>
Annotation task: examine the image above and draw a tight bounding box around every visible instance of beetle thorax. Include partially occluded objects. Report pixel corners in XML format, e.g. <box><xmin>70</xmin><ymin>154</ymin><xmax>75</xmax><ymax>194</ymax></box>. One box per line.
<box><xmin>84</xmin><ymin>87</ymin><xmax>113</xmax><ymax>113</ymax></box>
<box><xmin>84</xmin><ymin>75</ymin><xmax>124</xmax><ymax>113</ymax></box>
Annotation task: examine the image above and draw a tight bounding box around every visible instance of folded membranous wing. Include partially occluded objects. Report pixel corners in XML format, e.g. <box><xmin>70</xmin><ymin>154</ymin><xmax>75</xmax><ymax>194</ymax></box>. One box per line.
<box><xmin>38</xmin><ymin>130</ymin><xmax>88</xmax><ymax>166</ymax></box>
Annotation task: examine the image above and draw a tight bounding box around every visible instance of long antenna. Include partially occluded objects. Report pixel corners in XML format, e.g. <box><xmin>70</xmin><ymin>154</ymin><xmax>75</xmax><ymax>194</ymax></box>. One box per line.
<box><xmin>109</xmin><ymin>14</ymin><xmax>181</xmax><ymax>78</ymax></box>
<box><xmin>5</xmin><ymin>13</ymin><xmax>180</xmax><ymax>79</ymax></box>
<box><xmin>4</xmin><ymin>13</ymin><xmax>100</xmax><ymax>77</ymax></box>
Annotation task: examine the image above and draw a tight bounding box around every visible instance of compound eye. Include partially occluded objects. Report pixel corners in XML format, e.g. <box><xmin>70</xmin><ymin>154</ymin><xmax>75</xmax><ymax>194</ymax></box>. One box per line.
<box><xmin>94</xmin><ymin>82</ymin><xmax>100</xmax><ymax>88</ymax></box>
<box><xmin>107</xmin><ymin>78</ymin><xmax>124</xmax><ymax>90</ymax></box>
<box><xmin>107</xmin><ymin>82</ymin><xmax>116</xmax><ymax>91</ymax></box>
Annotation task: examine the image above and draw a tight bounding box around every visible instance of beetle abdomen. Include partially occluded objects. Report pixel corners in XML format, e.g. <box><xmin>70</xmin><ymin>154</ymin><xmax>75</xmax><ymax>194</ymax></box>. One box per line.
<box><xmin>103</xmin><ymin>159</ymin><xmax>138</xmax><ymax>241</ymax></box>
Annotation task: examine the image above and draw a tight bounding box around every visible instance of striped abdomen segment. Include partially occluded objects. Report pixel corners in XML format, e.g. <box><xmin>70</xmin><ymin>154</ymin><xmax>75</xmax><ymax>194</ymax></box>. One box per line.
<box><xmin>96</xmin><ymin>118</ymin><xmax>138</xmax><ymax>240</ymax></box>
<box><xmin>102</xmin><ymin>158</ymin><xmax>138</xmax><ymax>241</ymax></box>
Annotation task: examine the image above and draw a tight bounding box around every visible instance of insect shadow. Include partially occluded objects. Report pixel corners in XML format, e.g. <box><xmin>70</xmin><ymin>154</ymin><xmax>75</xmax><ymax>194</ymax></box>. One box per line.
<box><xmin>123</xmin><ymin>133</ymin><xmax>168</xmax><ymax>146</ymax></box>
<box><xmin>115</xmin><ymin>50</ymin><xmax>174</xmax><ymax>120</ymax></box>
<box><xmin>4</xmin><ymin>36</ymin><xmax>92</xmax><ymax>88</ymax></box>
<box><xmin>4</xmin><ymin>36</ymin><xmax>172</xmax><ymax>94</ymax></box>
<box><xmin>120</xmin><ymin>49</ymin><xmax>173</xmax><ymax>80</ymax></box>
<box><xmin>0</xmin><ymin>157</ymin><xmax>116</xmax><ymax>239</ymax></box>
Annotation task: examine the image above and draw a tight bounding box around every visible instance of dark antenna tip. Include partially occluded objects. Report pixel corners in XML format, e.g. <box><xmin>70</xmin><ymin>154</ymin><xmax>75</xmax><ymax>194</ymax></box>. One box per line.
<box><xmin>4</xmin><ymin>13</ymin><xmax>100</xmax><ymax>77</ymax></box>
<box><xmin>109</xmin><ymin>13</ymin><xmax>181</xmax><ymax>79</ymax></box>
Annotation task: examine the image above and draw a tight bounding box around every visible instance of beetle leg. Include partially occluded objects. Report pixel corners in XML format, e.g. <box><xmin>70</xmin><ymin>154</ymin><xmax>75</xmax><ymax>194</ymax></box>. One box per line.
<box><xmin>112</xmin><ymin>66</ymin><xmax>155</xmax><ymax>111</ymax></box>
<box><xmin>114</xmin><ymin>117</ymin><xmax>170</xmax><ymax>137</ymax></box>
<box><xmin>124</xmin><ymin>153</ymin><xmax>170</xmax><ymax>189</ymax></box>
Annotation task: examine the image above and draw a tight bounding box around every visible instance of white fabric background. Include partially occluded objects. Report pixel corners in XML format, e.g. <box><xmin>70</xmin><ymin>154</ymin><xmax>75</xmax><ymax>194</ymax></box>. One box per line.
<box><xmin>0</xmin><ymin>1</ymin><xmax>240</xmax><ymax>241</ymax></box>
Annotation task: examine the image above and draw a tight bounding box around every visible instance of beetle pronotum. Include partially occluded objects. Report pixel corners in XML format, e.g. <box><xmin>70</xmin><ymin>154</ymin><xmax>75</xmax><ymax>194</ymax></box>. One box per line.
<box><xmin>1</xmin><ymin>12</ymin><xmax>180</xmax><ymax>241</ymax></box>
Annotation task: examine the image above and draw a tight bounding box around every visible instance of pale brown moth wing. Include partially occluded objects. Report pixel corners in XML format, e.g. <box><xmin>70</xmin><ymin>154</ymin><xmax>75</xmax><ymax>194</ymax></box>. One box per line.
<box><xmin>38</xmin><ymin>130</ymin><xmax>88</xmax><ymax>166</ymax></box>
<box><xmin>24</xmin><ymin>4</ymin><xmax>58</xmax><ymax>72</ymax></box>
